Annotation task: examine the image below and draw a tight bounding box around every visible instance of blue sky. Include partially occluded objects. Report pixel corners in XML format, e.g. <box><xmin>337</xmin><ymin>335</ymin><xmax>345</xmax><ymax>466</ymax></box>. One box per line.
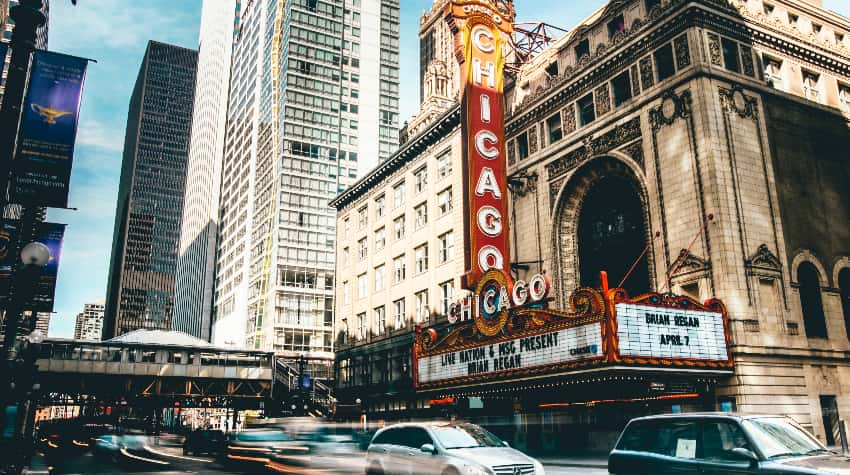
<box><xmin>43</xmin><ymin>0</ymin><xmax>850</xmax><ymax>338</ymax></box>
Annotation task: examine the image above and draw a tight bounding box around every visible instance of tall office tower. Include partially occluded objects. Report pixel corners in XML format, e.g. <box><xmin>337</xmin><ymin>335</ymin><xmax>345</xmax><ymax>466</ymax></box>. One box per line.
<box><xmin>173</xmin><ymin>0</ymin><xmax>239</xmax><ymax>342</ymax></box>
<box><xmin>74</xmin><ymin>302</ymin><xmax>105</xmax><ymax>341</ymax></box>
<box><xmin>103</xmin><ymin>41</ymin><xmax>198</xmax><ymax>339</ymax></box>
<box><xmin>213</xmin><ymin>0</ymin><xmax>400</xmax><ymax>353</ymax></box>
<box><xmin>32</xmin><ymin>312</ymin><xmax>49</xmax><ymax>335</ymax></box>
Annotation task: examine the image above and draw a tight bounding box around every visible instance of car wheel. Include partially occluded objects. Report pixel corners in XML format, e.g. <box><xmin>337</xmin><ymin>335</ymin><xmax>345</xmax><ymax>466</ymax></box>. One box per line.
<box><xmin>365</xmin><ymin>464</ymin><xmax>384</xmax><ymax>475</ymax></box>
<box><xmin>442</xmin><ymin>468</ymin><xmax>461</xmax><ymax>475</ymax></box>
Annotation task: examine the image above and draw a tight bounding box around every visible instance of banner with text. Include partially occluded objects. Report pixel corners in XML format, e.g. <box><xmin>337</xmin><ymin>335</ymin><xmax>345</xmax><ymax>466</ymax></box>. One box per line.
<box><xmin>0</xmin><ymin>222</ymin><xmax>65</xmax><ymax>312</ymax></box>
<box><xmin>615</xmin><ymin>303</ymin><xmax>728</xmax><ymax>361</ymax></box>
<box><xmin>12</xmin><ymin>50</ymin><xmax>89</xmax><ymax>208</ymax></box>
<box><xmin>417</xmin><ymin>323</ymin><xmax>603</xmax><ymax>385</ymax></box>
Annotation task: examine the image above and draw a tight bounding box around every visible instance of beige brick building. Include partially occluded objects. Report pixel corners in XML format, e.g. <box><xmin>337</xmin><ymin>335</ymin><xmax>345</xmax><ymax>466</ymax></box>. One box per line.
<box><xmin>331</xmin><ymin>0</ymin><xmax>850</xmax><ymax>452</ymax></box>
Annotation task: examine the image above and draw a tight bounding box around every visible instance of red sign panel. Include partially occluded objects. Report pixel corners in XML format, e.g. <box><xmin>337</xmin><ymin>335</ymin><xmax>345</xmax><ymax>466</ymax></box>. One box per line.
<box><xmin>450</xmin><ymin>1</ymin><xmax>515</xmax><ymax>290</ymax></box>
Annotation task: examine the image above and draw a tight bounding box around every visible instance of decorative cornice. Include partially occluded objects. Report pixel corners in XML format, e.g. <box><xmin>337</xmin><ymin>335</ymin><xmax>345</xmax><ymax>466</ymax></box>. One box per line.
<box><xmin>746</xmin><ymin>244</ymin><xmax>782</xmax><ymax>274</ymax></box>
<box><xmin>545</xmin><ymin>116</ymin><xmax>642</xmax><ymax>180</ymax></box>
<box><xmin>329</xmin><ymin>105</ymin><xmax>461</xmax><ymax>211</ymax></box>
<box><xmin>672</xmin><ymin>248</ymin><xmax>711</xmax><ymax>277</ymax></box>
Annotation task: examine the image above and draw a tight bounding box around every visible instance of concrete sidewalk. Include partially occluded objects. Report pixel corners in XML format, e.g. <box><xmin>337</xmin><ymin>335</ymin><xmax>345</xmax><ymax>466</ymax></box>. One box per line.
<box><xmin>539</xmin><ymin>454</ymin><xmax>608</xmax><ymax>469</ymax></box>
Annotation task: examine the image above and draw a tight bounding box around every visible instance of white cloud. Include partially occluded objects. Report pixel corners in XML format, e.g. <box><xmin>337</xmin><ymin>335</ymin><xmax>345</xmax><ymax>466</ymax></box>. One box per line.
<box><xmin>76</xmin><ymin>117</ymin><xmax>125</xmax><ymax>152</ymax></box>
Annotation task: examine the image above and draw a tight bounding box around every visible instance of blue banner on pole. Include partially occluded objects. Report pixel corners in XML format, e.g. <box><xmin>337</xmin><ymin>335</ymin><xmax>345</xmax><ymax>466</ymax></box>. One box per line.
<box><xmin>31</xmin><ymin>222</ymin><xmax>65</xmax><ymax>312</ymax></box>
<box><xmin>0</xmin><ymin>221</ymin><xmax>65</xmax><ymax>312</ymax></box>
<box><xmin>12</xmin><ymin>50</ymin><xmax>89</xmax><ymax>208</ymax></box>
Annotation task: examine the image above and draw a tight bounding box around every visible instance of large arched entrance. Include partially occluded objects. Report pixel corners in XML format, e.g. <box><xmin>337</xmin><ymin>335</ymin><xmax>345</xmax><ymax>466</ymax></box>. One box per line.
<box><xmin>577</xmin><ymin>175</ymin><xmax>650</xmax><ymax>296</ymax></box>
<box><xmin>553</xmin><ymin>156</ymin><xmax>653</xmax><ymax>302</ymax></box>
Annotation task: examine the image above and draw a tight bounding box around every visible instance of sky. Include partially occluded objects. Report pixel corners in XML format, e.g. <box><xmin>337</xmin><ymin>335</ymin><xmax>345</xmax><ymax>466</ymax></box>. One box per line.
<box><xmin>42</xmin><ymin>0</ymin><xmax>850</xmax><ymax>338</ymax></box>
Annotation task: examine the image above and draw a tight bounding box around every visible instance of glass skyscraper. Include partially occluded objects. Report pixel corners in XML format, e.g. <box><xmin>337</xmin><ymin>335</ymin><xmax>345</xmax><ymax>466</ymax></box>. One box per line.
<box><xmin>173</xmin><ymin>0</ymin><xmax>240</xmax><ymax>342</ymax></box>
<box><xmin>212</xmin><ymin>0</ymin><xmax>400</xmax><ymax>353</ymax></box>
<box><xmin>103</xmin><ymin>41</ymin><xmax>198</xmax><ymax>339</ymax></box>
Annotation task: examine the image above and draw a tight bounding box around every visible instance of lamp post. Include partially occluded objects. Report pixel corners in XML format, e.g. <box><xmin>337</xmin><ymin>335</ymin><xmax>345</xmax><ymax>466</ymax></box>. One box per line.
<box><xmin>0</xmin><ymin>0</ymin><xmax>46</xmax><ymax>208</ymax></box>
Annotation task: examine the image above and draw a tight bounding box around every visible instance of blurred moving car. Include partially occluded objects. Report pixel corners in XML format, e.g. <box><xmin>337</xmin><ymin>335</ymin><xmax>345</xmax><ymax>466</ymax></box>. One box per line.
<box><xmin>265</xmin><ymin>423</ymin><xmax>366</xmax><ymax>474</ymax></box>
<box><xmin>365</xmin><ymin>422</ymin><xmax>544</xmax><ymax>475</ymax></box>
<box><xmin>183</xmin><ymin>428</ymin><xmax>224</xmax><ymax>456</ymax></box>
<box><xmin>221</xmin><ymin>428</ymin><xmax>292</xmax><ymax>470</ymax></box>
<box><xmin>609</xmin><ymin>413</ymin><xmax>847</xmax><ymax>474</ymax></box>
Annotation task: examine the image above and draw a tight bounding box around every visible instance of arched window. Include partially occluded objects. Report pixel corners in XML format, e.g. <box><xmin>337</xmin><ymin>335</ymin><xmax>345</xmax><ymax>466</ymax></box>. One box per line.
<box><xmin>840</xmin><ymin>268</ymin><xmax>850</xmax><ymax>340</ymax></box>
<box><xmin>577</xmin><ymin>176</ymin><xmax>650</xmax><ymax>296</ymax></box>
<box><xmin>798</xmin><ymin>262</ymin><xmax>827</xmax><ymax>338</ymax></box>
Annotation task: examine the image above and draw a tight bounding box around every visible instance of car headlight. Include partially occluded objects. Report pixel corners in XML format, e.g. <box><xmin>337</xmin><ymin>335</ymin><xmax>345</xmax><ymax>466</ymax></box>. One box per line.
<box><xmin>463</xmin><ymin>464</ymin><xmax>491</xmax><ymax>475</ymax></box>
<box><xmin>532</xmin><ymin>460</ymin><xmax>545</xmax><ymax>475</ymax></box>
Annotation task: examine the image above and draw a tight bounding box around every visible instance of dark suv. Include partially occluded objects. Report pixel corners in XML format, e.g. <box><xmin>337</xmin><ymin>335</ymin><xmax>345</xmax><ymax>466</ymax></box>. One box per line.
<box><xmin>609</xmin><ymin>413</ymin><xmax>848</xmax><ymax>474</ymax></box>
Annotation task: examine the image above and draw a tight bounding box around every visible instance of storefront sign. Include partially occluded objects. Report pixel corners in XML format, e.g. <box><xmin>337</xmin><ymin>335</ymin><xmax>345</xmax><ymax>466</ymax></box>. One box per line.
<box><xmin>615</xmin><ymin>303</ymin><xmax>728</xmax><ymax>361</ymax></box>
<box><xmin>417</xmin><ymin>323</ymin><xmax>603</xmax><ymax>385</ymax></box>
<box><xmin>12</xmin><ymin>50</ymin><xmax>89</xmax><ymax>208</ymax></box>
<box><xmin>448</xmin><ymin>270</ymin><xmax>550</xmax><ymax>328</ymax></box>
<box><xmin>450</xmin><ymin>0</ymin><xmax>515</xmax><ymax>289</ymax></box>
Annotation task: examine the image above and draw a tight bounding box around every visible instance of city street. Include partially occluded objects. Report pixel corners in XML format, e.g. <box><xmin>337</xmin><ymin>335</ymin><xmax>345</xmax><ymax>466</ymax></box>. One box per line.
<box><xmin>30</xmin><ymin>436</ymin><xmax>609</xmax><ymax>475</ymax></box>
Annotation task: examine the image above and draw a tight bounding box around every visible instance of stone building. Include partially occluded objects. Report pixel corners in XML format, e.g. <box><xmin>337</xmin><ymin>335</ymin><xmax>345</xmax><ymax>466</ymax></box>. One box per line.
<box><xmin>331</xmin><ymin>0</ymin><xmax>850</xmax><ymax>452</ymax></box>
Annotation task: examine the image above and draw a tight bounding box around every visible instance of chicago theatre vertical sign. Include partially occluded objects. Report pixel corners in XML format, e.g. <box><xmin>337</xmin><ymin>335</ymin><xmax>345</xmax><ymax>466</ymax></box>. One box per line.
<box><xmin>448</xmin><ymin>0</ymin><xmax>515</xmax><ymax>290</ymax></box>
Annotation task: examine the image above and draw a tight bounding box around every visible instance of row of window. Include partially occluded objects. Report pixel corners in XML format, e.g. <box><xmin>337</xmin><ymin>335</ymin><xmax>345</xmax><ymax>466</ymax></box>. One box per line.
<box><xmin>762</xmin><ymin>2</ymin><xmax>847</xmax><ymax>47</ymax></box>
<box><xmin>341</xmin><ymin>280</ymin><xmax>454</xmax><ymax>342</ymax></box>
<box><xmin>342</xmin><ymin>231</ymin><xmax>455</xmax><ymax>303</ymax></box>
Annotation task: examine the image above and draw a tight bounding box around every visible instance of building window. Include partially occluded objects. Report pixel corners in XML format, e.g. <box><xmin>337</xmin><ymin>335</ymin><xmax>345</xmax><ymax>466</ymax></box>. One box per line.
<box><xmin>546</xmin><ymin>113</ymin><xmax>563</xmax><ymax>144</ymax></box>
<box><xmin>577</xmin><ymin>94</ymin><xmax>596</xmax><ymax>126</ymax></box>
<box><xmin>607</xmin><ymin>14</ymin><xmax>625</xmax><ymax>39</ymax></box>
<box><xmin>798</xmin><ymin>262</ymin><xmax>827</xmax><ymax>339</ymax></box>
<box><xmin>415</xmin><ymin>290</ymin><xmax>429</xmax><ymax>323</ymax></box>
<box><xmin>375</xmin><ymin>264</ymin><xmax>386</xmax><ymax>292</ymax></box>
<box><xmin>358</xmin><ymin>238</ymin><xmax>367</xmax><ymax>260</ymax></box>
<box><xmin>415</xmin><ymin>243</ymin><xmax>429</xmax><ymax>274</ymax></box>
<box><xmin>545</xmin><ymin>61</ymin><xmax>558</xmax><ymax>76</ymax></box>
<box><xmin>646</xmin><ymin>0</ymin><xmax>661</xmax><ymax>11</ymax></box>
<box><xmin>414</xmin><ymin>166</ymin><xmax>428</xmax><ymax>194</ymax></box>
<box><xmin>436</xmin><ymin>150</ymin><xmax>452</xmax><ymax>179</ymax></box>
<box><xmin>394</xmin><ymin>215</ymin><xmax>405</xmax><ymax>240</ymax></box>
<box><xmin>438</xmin><ymin>231</ymin><xmax>454</xmax><ymax>264</ymax></box>
<box><xmin>803</xmin><ymin>70</ymin><xmax>821</xmax><ymax>101</ymax></box>
<box><xmin>393</xmin><ymin>298</ymin><xmax>406</xmax><ymax>330</ymax></box>
<box><xmin>788</xmin><ymin>13</ymin><xmax>799</xmax><ymax>27</ymax></box>
<box><xmin>839</xmin><ymin>268</ymin><xmax>850</xmax><ymax>341</ymax></box>
<box><xmin>516</xmin><ymin>132</ymin><xmax>529</xmax><ymax>159</ymax></box>
<box><xmin>375</xmin><ymin>227</ymin><xmax>386</xmax><ymax>251</ymax></box>
<box><xmin>356</xmin><ymin>312</ymin><xmax>366</xmax><ymax>341</ymax></box>
<box><xmin>374</xmin><ymin>306</ymin><xmax>386</xmax><ymax>336</ymax></box>
<box><xmin>375</xmin><ymin>194</ymin><xmax>385</xmax><ymax>219</ymax></box>
<box><xmin>838</xmin><ymin>84</ymin><xmax>850</xmax><ymax>109</ymax></box>
<box><xmin>358</xmin><ymin>206</ymin><xmax>368</xmax><ymax>229</ymax></box>
<box><xmin>837</xmin><ymin>32</ymin><xmax>846</xmax><ymax>45</ymax></box>
<box><xmin>574</xmin><ymin>38</ymin><xmax>590</xmax><ymax>61</ymax></box>
<box><xmin>414</xmin><ymin>202</ymin><xmax>428</xmax><ymax>229</ymax></box>
<box><xmin>654</xmin><ymin>43</ymin><xmax>676</xmax><ymax>81</ymax></box>
<box><xmin>721</xmin><ymin>38</ymin><xmax>741</xmax><ymax>73</ymax></box>
<box><xmin>341</xmin><ymin>318</ymin><xmax>349</xmax><ymax>344</ymax></box>
<box><xmin>343</xmin><ymin>218</ymin><xmax>350</xmax><ymax>239</ymax></box>
<box><xmin>393</xmin><ymin>181</ymin><xmax>405</xmax><ymax>208</ymax></box>
<box><xmin>439</xmin><ymin>280</ymin><xmax>454</xmax><ymax>316</ymax></box>
<box><xmin>812</xmin><ymin>23</ymin><xmax>823</xmax><ymax>36</ymax></box>
<box><xmin>612</xmin><ymin>70</ymin><xmax>633</xmax><ymax>107</ymax></box>
<box><xmin>437</xmin><ymin>187</ymin><xmax>453</xmax><ymax>216</ymax></box>
<box><xmin>763</xmin><ymin>2</ymin><xmax>774</xmax><ymax>15</ymax></box>
<box><xmin>342</xmin><ymin>247</ymin><xmax>349</xmax><ymax>267</ymax></box>
<box><xmin>764</xmin><ymin>56</ymin><xmax>783</xmax><ymax>87</ymax></box>
<box><xmin>357</xmin><ymin>273</ymin><xmax>367</xmax><ymax>299</ymax></box>
<box><xmin>343</xmin><ymin>281</ymin><xmax>350</xmax><ymax>305</ymax></box>
<box><xmin>393</xmin><ymin>255</ymin><xmax>406</xmax><ymax>283</ymax></box>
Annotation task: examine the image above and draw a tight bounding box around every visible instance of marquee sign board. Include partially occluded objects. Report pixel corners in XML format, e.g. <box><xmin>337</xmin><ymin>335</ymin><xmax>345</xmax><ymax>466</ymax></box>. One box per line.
<box><xmin>448</xmin><ymin>0</ymin><xmax>515</xmax><ymax>289</ymax></box>
<box><xmin>413</xmin><ymin>289</ymin><xmax>732</xmax><ymax>390</ymax></box>
<box><xmin>615</xmin><ymin>303</ymin><xmax>728</xmax><ymax>361</ymax></box>
<box><xmin>417</xmin><ymin>323</ymin><xmax>603</xmax><ymax>384</ymax></box>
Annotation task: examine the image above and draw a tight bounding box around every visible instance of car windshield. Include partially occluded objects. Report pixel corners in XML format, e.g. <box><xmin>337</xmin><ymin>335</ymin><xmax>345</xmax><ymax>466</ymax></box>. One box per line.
<box><xmin>432</xmin><ymin>424</ymin><xmax>504</xmax><ymax>449</ymax></box>
<box><xmin>742</xmin><ymin>417</ymin><xmax>825</xmax><ymax>459</ymax></box>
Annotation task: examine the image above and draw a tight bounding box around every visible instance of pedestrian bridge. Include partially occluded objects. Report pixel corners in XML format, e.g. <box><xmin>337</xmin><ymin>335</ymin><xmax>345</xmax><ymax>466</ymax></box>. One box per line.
<box><xmin>35</xmin><ymin>330</ymin><xmax>275</xmax><ymax>407</ymax></box>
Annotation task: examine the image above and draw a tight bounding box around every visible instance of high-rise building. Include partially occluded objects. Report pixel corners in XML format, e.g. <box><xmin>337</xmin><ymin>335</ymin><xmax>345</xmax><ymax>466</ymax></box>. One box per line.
<box><xmin>32</xmin><ymin>312</ymin><xmax>49</xmax><ymax>335</ymax></box>
<box><xmin>173</xmin><ymin>0</ymin><xmax>239</xmax><ymax>342</ymax></box>
<box><xmin>103</xmin><ymin>41</ymin><xmax>198</xmax><ymax>339</ymax></box>
<box><xmin>74</xmin><ymin>302</ymin><xmax>104</xmax><ymax>341</ymax></box>
<box><xmin>212</xmin><ymin>0</ymin><xmax>400</xmax><ymax>353</ymax></box>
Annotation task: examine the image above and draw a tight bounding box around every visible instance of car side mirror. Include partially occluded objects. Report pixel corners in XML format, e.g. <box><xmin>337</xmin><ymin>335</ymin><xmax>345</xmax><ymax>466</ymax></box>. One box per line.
<box><xmin>502</xmin><ymin>441</ymin><xmax>510</xmax><ymax>447</ymax></box>
<box><xmin>420</xmin><ymin>443</ymin><xmax>436</xmax><ymax>454</ymax></box>
<box><xmin>731</xmin><ymin>447</ymin><xmax>758</xmax><ymax>464</ymax></box>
